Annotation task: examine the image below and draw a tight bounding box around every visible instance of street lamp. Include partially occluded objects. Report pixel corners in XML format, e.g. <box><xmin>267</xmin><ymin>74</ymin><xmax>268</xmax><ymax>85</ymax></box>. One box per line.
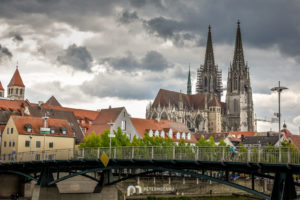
<box><xmin>271</xmin><ymin>81</ymin><xmax>288</xmax><ymax>146</ymax></box>
<box><xmin>108</xmin><ymin>121</ymin><xmax>115</xmax><ymax>157</ymax></box>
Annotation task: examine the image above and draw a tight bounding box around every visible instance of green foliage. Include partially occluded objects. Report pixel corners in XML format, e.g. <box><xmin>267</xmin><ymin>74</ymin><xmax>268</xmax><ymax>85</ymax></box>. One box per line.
<box><xmin>79</xmin><ymin>131</ymin><xmax>101</xmax><ymax>148</ymax></box>
<box><xmin>218</xmin><ymin>139</ymin><xmax>227</xmax><ymax>147</ymax></box>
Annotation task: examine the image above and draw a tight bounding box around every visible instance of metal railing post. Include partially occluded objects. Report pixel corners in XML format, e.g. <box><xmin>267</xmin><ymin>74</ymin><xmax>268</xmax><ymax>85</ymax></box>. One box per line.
<box><xmin>279</xmin><ymin>146</ymin><xmax>282</xmax><ymax>163</ymax></box>
<box><xmin>288</xmin><ymin>147</ymin><xmax>291</xmax><ymax>164</ymax></box>
<box><xmin>247</xmin><ymin>146</ymin><xmax>251</xmax><ymax>162</ymax></box>
<box><xmin>82</xmin><ymin>148</ymin><xmax>85</xmax><ymax>159</ymax></box>
<box><xmin>222</xmin><ymin>147</ymin><xmax>225</xmax><ymax>161</ymax></box>
<box><xmin>173</xmin><ymin>146</ymin><xmax>175</xmax><ymax>160</ymax></box>
<box><xmin>196</xmin><ymin>147</ymin><xmax>199</xmax><ymax>161</ymax></box>
<box><xmin>97</xmin><ymin>147</ymin><xmax>100</xmax><ymax>158</ymax></box>
<box><xmin>151</xmin><ymin>146</ymin><xmax>154</xmax><ymax>160</ymax></box>
<box><xmin>258</xmin><ymin>146</ymin><xmax>261</xmax><ymax>163</ymax></box>
<box><xmin>131</xmin><ymin>146</ymin><xmax>135</xmax><ymax>159</ymax></box>
<box><xmin>114</xmin><ymin>147</ymin><xmax>116</xmax><ymax>159</ymax></box>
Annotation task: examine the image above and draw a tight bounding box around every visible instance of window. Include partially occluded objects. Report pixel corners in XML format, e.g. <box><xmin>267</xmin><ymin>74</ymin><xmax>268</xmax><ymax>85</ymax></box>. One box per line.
<box><xmin>4</xmin><ymin>141</ymin><xmax>6</xmax><ymax>147</ymax></box>
<box><xmin>20</xmin><ymin>89</ymin><xmax>23</xmax><ymax>95</ymax></box>
<box><xmin>182</xmin><ymin>132</ymin><xmax>186</xmax><ymax>139</ymax></box>
<box><xmin>81</xmin><ymin>120</ymin><xmax>85</xmax><ymax>124</ymax></box>
<box><xmin>89</xmin><ymin>121</ymin><xmax>92</xmax><ymax>125</ymax></box>
<box><xmin>49</xmin><ymin>142</ymin><xmax>53</xmax><ymax>148</ymax></box>
<box><xmin>155</xmin><ymin>130</ymin><xmax>159</xmax><ymax>137</ymax></box>
<box><xmin>25</xmin><ymin>141</ymin><xmax>30</xmax><ymax>147</ymax></box>
<box><xmin>10</xmin><ymin>128</ymin><xmax>13</xmax><ymax>134</ymax></box>
<box><xmin>7</xmin><ymin>128</ymin><xmax>9</xmax><ymax>134</ymax></box>
<box><xmin>50</xmin><ymin>126</ymin><xmax>56</xmax><ymax>134</ymax></box>
<box><xmin>16</xmin><ymin>88</ymin><xmax>19</xmax><ymax>94</ymax></box>
<box><xmin>149</xmin><ymin>130</ymin><xmax>153</xmax><ymax>137</ymax></box>
<box><xmin>176</xmin><ymin>132</ymin><xmax>180</xmax><ymax>139</ymax></box>
<box><xmin>9</xmin><ymin>141</ymin><xmax>11</xmax><ymax>147</ymax></box>
<box><xmin>35</xmin><ymin>154</ymin><xmax>40</xmax><ymax>161</ymax></box>
<box><xmin>234</xmin><ymin>77</ymin><xmax>238</xmax><ymax>90</ymax></box>
<box><xmin>187</xmin><ymin>133</ymin><xmax>191</xmax><ymax>140</ymax></box>
<box><xmin>12</xmin><ymin>141</ymin><xmax>15</xmax><ymax>147</ymax></box>
<box><xmin>160</xmin><ymin>131</ymin><xmax>165</xmax><ymax>138</ymax></box>
<box><xmin>0</xmin><ymin>92</ymin><xmax>2</xmax><ymax>96</ymax></box>
<box><xmin>36</xmin><ymin>141</ymin><xmax>41</xmax><ymax>148</ymax></box>
<box><xmin>48</xmin><ymin>154</ymin><xmax>54</xmax><ymax>160</ymax></box>
<box><xmin>25</xmin><ymin>124</ymin><xmax>32</xmax><ymax>133</ymax></box>
<box><xmin>60</xmin><ymin>127</ymin><xmax>67</xmax><ymax>134</ymax></box>
<box><xmin>234</xmin><ymin>99</ymin><xmax>238</xmax><ymax>113</ymax></box>
<box><xmin>121</xmin><ymin>120</ymin><xmax>126</xmax><ymax>131</ymax></box>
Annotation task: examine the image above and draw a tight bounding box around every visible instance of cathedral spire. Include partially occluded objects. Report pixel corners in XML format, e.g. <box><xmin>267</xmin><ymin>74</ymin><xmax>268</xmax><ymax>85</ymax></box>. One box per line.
<box><xmin>187</xmin><ymin>64</ymin><xmax>192</xmax><ymax>95</ymax></box>
<box><xmin>204</xmin><ymin>25</ymin><xmax>215</xmax><ymax>70</ymax></box>
<box><xmin>232</xmin><ymin>20</ymin><xmax>245</xmax><ymax>68</ymax></box>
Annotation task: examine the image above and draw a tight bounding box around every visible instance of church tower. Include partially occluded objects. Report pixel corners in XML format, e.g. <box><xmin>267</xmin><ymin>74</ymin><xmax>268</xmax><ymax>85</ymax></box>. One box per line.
<box><xmin>226</xmin><ymin>21</ymin><xmax>254</xmax><ymax>131</ymax></box>
<box><xmin>0</xmin><ymin>81</ymin><xmax>4</xmax><ymax>97</ymax></box>
<box><xmin>7</xmin><ymin>67</ymin><xmax>25</xmax><ymax>100</ymax></box>
<box><xmin>196</xmin><ymin>26</ymin><xmax>222</xmax><ymax>101</ymax></box>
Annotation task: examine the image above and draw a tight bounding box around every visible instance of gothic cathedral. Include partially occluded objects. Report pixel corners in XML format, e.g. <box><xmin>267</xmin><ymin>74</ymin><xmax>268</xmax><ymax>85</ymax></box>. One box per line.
<box><xmin>147</xmin><ymin>21</ymin><xmax>254</xmax><ymax>133</ymax></box>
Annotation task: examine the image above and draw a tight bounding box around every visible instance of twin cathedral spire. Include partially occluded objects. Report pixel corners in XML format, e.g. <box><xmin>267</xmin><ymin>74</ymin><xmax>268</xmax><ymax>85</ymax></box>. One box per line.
<box><xmin>190</xmin><ymin>21</ymin><xmax>254</xmax><ymax>131</ymax></box>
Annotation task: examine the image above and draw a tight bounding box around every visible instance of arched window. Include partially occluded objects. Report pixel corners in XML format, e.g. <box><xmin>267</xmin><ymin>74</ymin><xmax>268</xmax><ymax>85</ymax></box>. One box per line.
<box><xmin>168</xmin><ymin>129</ymin><xmax>173</xmax><ymax>138</ymax></box>
<box><xmin>160</xmin><ymin>131</ymin><xmax>165</xmax><ymax>138</ymax></box>
<box><xmin>155</xmin><ymin>130</ymin><xmax>159</xmax><ymax>137</ymax></box>
<box><xmin>204</xmin><ymin>77</ymin><xmax>208</xmax><ymax>87</ymax></box>
<box><xmin>195</xmin><ymin>115</ymin><xmax>202</xmax><ymax>130</ymax></box>
<box><xmin>234</xmin><ymin>77</ymin><xmax>238</xmax><ymax>90</ymax></box>
<box><xmin>161</xmin><ymin>112</ymin><xmax>168</xmax><ymax>120</ymax></box>
<box><xmin>176</xmin><ymin>132</ymin><xmax>180</xmax><ymax>139</ymax></box>
<box><xmin>187</xmin><ymin>133</ymin><xmax>191</xmax><ymax>140</ymax></box>
<box><xmin>152</xmin><ymin>112</ymin><xmax>158</xmax><ymax>119</ymax></box>
<box><xmin>149</xmin><ymin>130</ymin><xmax>153</xmax><ymax>137</ymax></box>
<box><xmin>182</xmin><ymin>132</ymin><xmax>186</xmax><ymax>139</ymax></box>
<box><xmin>234</xmin><ymin>99</ymin><xmax>238</xmax><ymax>113</ymax></box>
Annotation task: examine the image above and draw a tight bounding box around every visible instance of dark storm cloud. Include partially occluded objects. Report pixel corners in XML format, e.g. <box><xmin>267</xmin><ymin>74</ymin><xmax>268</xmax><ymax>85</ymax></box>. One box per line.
<box><xmin>57</xmin><ymin>44</ymin><xmax>93</xmax><ymax>72</ymax></box>
<box><xmin>9</xmin><ymin>32</ymin><xmax>23</xmax><ymax>42</ymax></box>
<box><xmin>118</xmin><ymin>10</ymin><xmax>139</xmax><ymax>24</ymax></box>
<box><xmin>102</xmin><ymin>51</ymin><xmax>171</xmax><ymax>71</ymax></box>
<box><xmin>0</xmin><ymin>45</ymin><xmax>13</xmax><ymax>61</ymax></box>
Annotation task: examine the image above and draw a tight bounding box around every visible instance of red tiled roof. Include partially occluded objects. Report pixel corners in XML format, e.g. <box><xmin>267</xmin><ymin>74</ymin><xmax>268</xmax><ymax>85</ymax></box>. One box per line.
<box><xmin>208</xmin><ymin>96</ymin><xmax>221</xmax><ymax>107</ymax></box>
<box><xmin>41</xmin><ymin>104</ymin><xmax>99</xmax><ymax>121</ymax></box>
<box><xmin>229</xmin><ymin>131</ymin><xmax>255</xmax><ymax>138</ymax></box>
<box><xmin>0</xmin><ymin>99</ymin><xmax>29</xmax><ymax>113</ymax></box>
<box><xmin>289</xmin><ymin>135</ymin><xmax>300</xmax><ymax>151</ymax></box>
<box><xmin>130</xmin><ymin>118</ymin><xmax>196</xmax><ymax>143</ymax></box>
<box><xmin>8</xmin><ymin>68</ymin><xmax>25</xmax><ymax>87</ymax></box>
<box><xmin>11</xmin><ymin>115</ymin><xmax>74</xmax><ymax>137</ymax></box>
<box><xmin>86</xmin><ymin>107</ymin><xmax>124</xmax><ymax>136</ymax></box>
<box><xmin>46</xmin><ymin>96</ymin><xmax>62</xmax><ymax>107</ymax></box>
<box><xmin>0</xmin><ymin>81</ymin><xmax>4</xmax><ymax>91</ymax></box>
<box><xmin>281</xmin><ymin>129</ymin><xmax>293</xmax><ymax>138</ymax></box>
<box><xmin>152</xmin><ymin>89</ymin><xmax>223</xmax><ymax>110</ymax></box>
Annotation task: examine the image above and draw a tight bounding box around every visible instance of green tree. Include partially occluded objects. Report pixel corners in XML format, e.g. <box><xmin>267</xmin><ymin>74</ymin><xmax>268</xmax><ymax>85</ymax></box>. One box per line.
<box><xmin>79</xmin><ymin>131</ymin><xmax>101</xmax><ymax>148</ymax></box>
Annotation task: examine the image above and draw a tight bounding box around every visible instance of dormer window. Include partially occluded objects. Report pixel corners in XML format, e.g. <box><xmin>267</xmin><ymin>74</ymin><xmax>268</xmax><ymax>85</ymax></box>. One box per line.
<box><xmin>176</xmin><ymin>132</ymin><xmax>180</xmax><ymax>139</ymax></box>
<box><xmin>60</xmin><ymin>126</ymin><xmax>67</xmax><ymax>135</ymax></box>
<box><xmin>149</xmin><ymin>130</ymin><xmax>153</xmax><ymax>137</ymax></box>
<box><xmin>89</xmin><ymin>121</ymin><xmax>92</xmax><ymax>125</ymax></box>
<box><xmin>182</xmin><ymin>132</ymin><xmax>186</xmax><ymax>139</ymax></box>
<box><xmin>24</xmin><ymin>124</ymin><xmax>32</xmax><ymax>133</ymax></box>
<box><xmin>50</xmin><ymin>126</ymin><xmax>56</xmax><ymax>134</ymax></box>
<box><xmin>168</xmin><ymin>129</ymin><xmax>173</xmax><ymax>138</ymax></box>
<box><xmin>155</xmin><ymin>130</ymin><xmax>159</xmax><ymax>137</ymax></box>
<box><xmin>187</xmin><ymin>133</ymin><xmax>191</xmax><ymax>140</ymax></box>
<box><xmin>160</xmin><ymin>131</ymin><xmax>165</xmax><ymax>138</ymax></box>
<box><xmin>81</xmin><ymin>119</ymin><xmax>85</xmax><ymax>124</ymax></box>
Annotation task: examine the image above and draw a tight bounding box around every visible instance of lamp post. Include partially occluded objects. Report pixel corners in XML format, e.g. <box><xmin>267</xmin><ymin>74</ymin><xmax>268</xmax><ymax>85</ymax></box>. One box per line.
<box><xmin>271</xmin><ymin>81</ymin><xmax>288</xmax><ymax>146</ymax></box>
<box><xmin>108</xmin><ymin>121</ymin><xmax>115</xmax><ymax>157</ymax></box>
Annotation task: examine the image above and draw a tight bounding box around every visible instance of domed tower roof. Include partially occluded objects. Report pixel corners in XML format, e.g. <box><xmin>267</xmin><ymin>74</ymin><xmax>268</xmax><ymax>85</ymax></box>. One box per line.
<box><xmin>8</xmin><ymin>68</ymin><xmax>25</xmax><ymax>87</ymax></box>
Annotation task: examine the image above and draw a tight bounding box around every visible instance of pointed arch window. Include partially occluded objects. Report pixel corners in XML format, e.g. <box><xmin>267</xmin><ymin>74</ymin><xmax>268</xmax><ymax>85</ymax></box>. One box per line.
<box><xmin>234</xmin><ymin>77</ymin><xmax>238</xmax><ymax>90</ymax></box>
<box><xmin>234</xmin><ymin>99</ymin><xmax>238</xmax><ymax>113</ymax></box>
<box><xmin>204</xmin><ymin>77</ymin><xmax>208</xmax><ymax>87</ymax></box>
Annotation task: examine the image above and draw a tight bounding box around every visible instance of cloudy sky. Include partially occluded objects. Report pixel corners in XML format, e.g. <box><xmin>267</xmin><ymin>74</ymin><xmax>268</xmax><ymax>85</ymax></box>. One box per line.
<box><xmin>0</xmin><ymin>0</ymin><xmax>299</xmax><ymax>133</ymax></box>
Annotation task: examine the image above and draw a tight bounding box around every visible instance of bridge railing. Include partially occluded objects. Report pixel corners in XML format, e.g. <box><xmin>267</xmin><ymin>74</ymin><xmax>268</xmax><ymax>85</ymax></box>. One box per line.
<box><xmin>1</xmin><ymin>146</ymin><xmax>300</xmax><ymax>164</ymax></box>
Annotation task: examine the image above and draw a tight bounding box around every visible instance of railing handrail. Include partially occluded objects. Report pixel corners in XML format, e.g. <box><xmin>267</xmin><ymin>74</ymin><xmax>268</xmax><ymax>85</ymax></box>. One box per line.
<box><xmin>1</xmin><ymin>146</ymin><xmax>299</xmax><ymax>165</ymax></box>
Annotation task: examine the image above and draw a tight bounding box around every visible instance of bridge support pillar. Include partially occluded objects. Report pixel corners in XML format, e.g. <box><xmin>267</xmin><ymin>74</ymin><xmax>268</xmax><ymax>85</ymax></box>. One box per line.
<box><xmin>93</xmin><ymin>169</ymin><xmax>113</xmax><ymax>193</ymax></box>
<box><xmin>271</xmin><ymin>172</ymin><xmax>296</xmax><ymax>200</ymax></box>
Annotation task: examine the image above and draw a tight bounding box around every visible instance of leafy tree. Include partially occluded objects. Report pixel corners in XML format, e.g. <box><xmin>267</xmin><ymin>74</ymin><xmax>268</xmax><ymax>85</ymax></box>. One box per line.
<box><xmin>79</xmin><ymin>131</ymin><xmax>101</xmax><ymax>148</ymax></box>
<box><xmin>218</xmin><ymin>139</ymin><xmax>227</xmax><ymax>147</ymax></box>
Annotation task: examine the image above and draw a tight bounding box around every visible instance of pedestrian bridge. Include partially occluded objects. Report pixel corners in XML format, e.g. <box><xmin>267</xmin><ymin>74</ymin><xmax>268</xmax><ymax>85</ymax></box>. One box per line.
<box><xmin>1</xmin><ymin>146</ymin><xmax>300</xmax><ymax>200</ymax></box>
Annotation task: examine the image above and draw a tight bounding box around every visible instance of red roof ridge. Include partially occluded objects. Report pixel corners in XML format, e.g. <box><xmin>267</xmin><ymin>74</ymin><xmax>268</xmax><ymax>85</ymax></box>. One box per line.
<box><xmin>8</xmin><ymin>68</ymin><xmax>25</xmax><ymax>87</ymax></box>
